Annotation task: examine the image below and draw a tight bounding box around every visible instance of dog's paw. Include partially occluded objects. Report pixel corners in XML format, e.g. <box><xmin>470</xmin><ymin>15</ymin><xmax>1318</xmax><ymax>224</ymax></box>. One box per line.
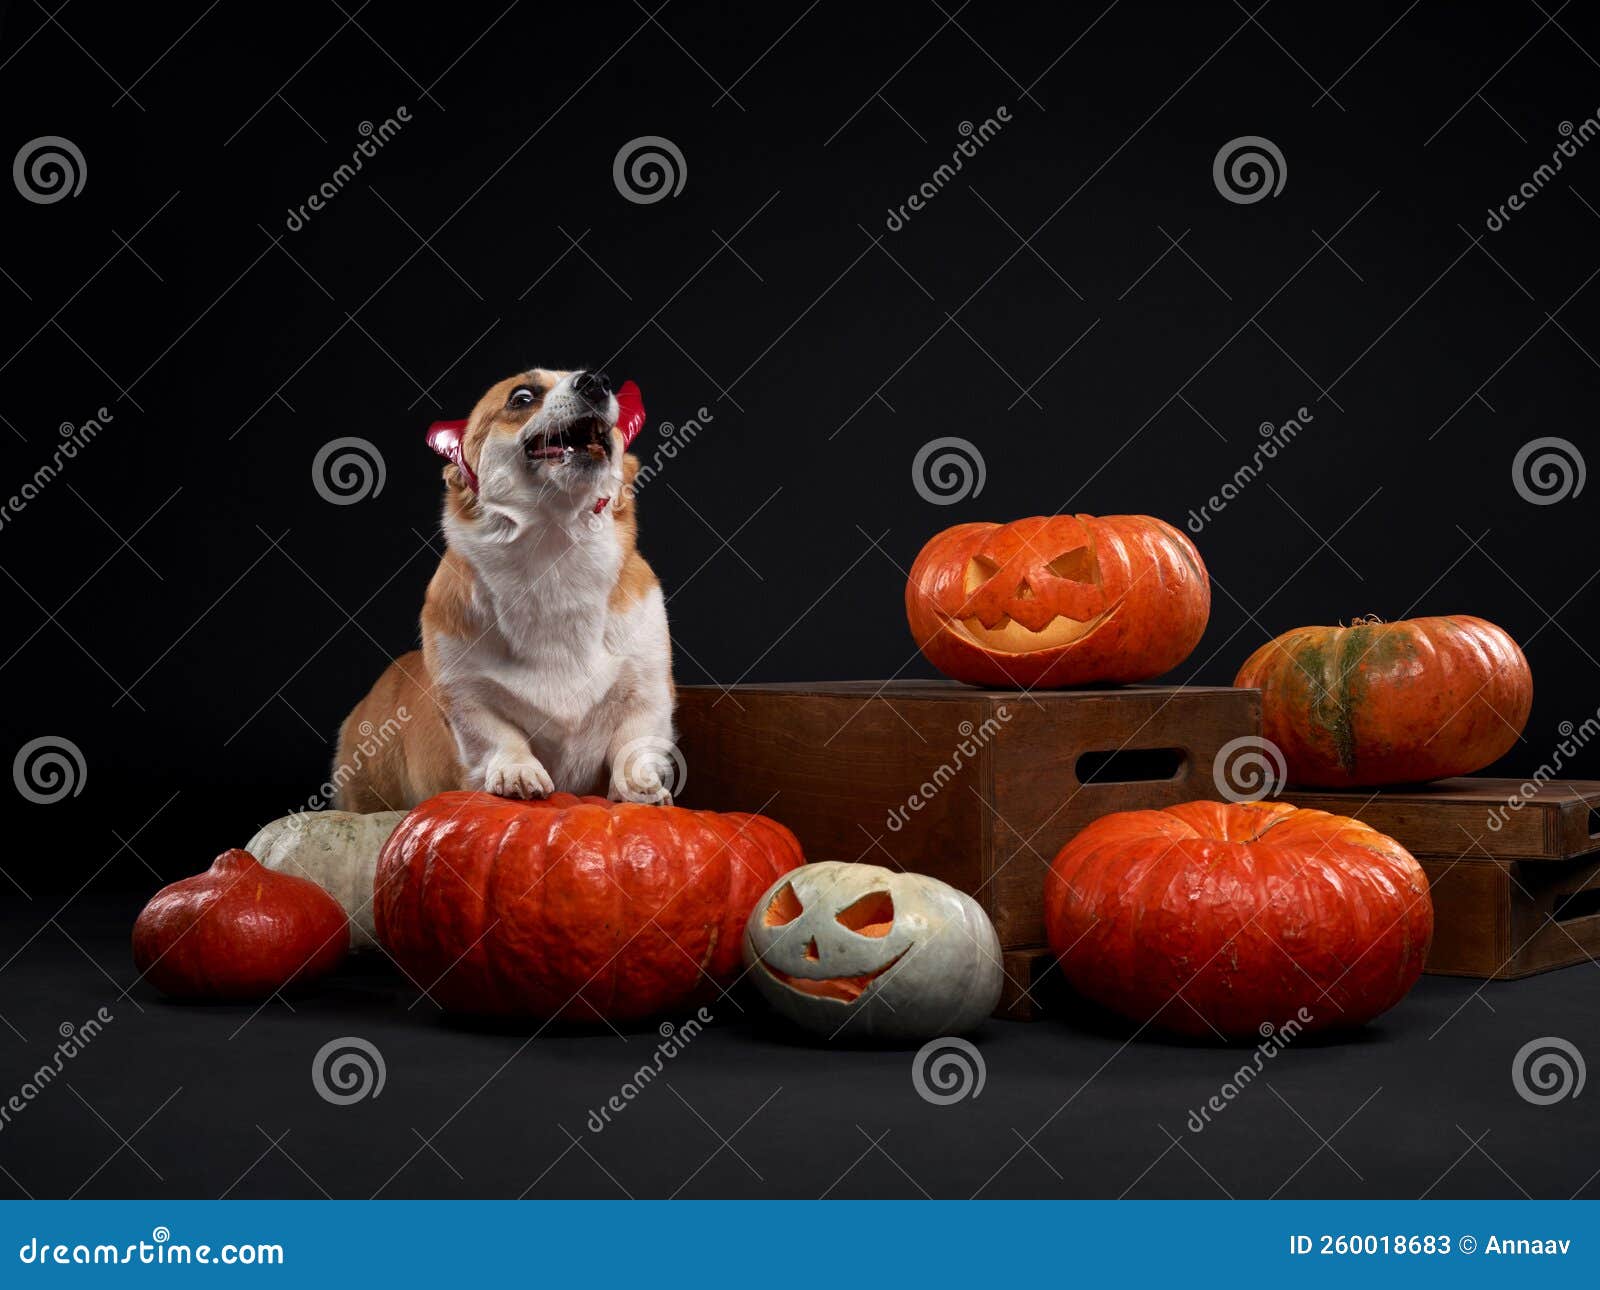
<box><xmin>482</xmin><ymin>758</ymin><xmax>555</xmax><ymax>799</ymax></box>
<box><xmin>608</xmin><ymin>759</ymin><xmax>673</xmax><ymax>806</ymax></box>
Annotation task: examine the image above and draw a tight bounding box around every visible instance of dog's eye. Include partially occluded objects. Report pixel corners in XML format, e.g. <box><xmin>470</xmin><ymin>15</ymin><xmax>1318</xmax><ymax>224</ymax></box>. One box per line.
<box><xmin>509</xmin><ymin>386</ymin><xmax>538</xmax><ymax>409</ymax></box>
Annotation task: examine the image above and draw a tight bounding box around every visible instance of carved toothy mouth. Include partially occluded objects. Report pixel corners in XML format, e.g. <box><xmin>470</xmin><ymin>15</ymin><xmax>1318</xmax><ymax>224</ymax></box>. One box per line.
<box><xmin>757</xmin><ymin>947</ymin><xmax>909</xmax><ymax>1003</ymax></box>
<box><xmin>954</xmin><ymin>611</ymin><xmax>1109</xmax><ymax>653</ymax></box>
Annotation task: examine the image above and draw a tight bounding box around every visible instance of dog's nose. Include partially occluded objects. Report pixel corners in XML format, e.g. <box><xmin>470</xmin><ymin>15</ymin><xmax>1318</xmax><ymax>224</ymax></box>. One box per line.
<box><xmin>572</xmin><ymin>370</ymin><xmax>612</xmax><ymax>402</ymax></box>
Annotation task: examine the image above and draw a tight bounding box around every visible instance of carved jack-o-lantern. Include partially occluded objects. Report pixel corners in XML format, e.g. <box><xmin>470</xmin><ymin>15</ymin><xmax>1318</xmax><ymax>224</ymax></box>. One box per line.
<box><xmin>906</xmin><ymin>514</ymin><xmax>1211</xmax><ymax>688</ymax></box>
<box><xmin>742</xmin><ymin>862</ymin><xmax>1002</xmax><ymax>1040</ymax></box>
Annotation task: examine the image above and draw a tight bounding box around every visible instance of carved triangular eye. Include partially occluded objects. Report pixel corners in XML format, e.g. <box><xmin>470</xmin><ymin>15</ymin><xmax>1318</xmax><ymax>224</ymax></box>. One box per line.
<box><xmin>764</xmin><ymin>883</ymin><xmax>803</xmax><ymax>926</ymax></box>
<box><xmin>964</xmin><ymin>554</ymin><xmax>1002</xmax><ymax>593</ymax></box>
<box><xmin>1046</xmin><ymin>547</ymin><xmax>1096</xmax><ymax>582</ymax></box>
<box><xmin>836</xmin><ymin>891</ymin><xmax>894</xmax><ymax>937</ymax></box>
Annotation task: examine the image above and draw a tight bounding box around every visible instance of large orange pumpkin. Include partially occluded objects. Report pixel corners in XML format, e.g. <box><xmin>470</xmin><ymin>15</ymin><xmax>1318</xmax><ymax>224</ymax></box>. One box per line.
<box><xmin>1235</xmin><ymin>615</ymin><xmax>1532</xmax><ymax>786</ymax></box>
<box><xmin>374</xmin><ymin>792</ymin><xmax>803</xmax><ymax>1021</ymax></box>
<box><xmin>1044</xmin><ymin>801</ymin><xmax>1431</xmax><ymax>1038</ymax></box>
<box><xmin>905</xmin><ymin>514</ymin><xmax>1210</xmax><ymax>688</ymax></box>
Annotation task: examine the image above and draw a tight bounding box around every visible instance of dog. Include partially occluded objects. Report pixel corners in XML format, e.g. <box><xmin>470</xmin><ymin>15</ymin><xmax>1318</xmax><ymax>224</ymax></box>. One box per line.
<box><xmin>334</xmin><ymin>367</ymin><xmax>676</xmax><ymax>812</ymax></box>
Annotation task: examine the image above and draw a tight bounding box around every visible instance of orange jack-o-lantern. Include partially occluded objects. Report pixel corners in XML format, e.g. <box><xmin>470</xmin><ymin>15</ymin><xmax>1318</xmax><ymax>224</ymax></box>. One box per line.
<box><xmin>905</xmin><ymin>514</ymin><xmax>1211</xmax><ymax>688</ymax></box>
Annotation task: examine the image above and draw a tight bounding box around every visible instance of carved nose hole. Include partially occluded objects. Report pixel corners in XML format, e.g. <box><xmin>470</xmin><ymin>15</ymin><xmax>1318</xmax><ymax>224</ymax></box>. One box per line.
<box><xmin>803</xmin><ymin>937</ymin><xmax>819</xmax><ymax>961</ymax></box>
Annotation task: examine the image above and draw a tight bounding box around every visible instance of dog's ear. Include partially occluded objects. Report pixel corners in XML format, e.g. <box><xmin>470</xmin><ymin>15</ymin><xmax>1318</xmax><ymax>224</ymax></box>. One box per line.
<box><xmin>427</xmin><ymin>418</ymin><xmax>478</xmax><ymax>493</ymax></box>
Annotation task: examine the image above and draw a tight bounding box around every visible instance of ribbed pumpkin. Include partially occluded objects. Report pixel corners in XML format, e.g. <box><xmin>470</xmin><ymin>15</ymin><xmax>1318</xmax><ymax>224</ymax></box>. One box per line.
<box><xmin>374</xmin><ymin>792</ymin><xmax>803</xmax><ymax>1021</ymax></box>
<box><xmin>132</xmin><ymin>850</ymin><xmax>350</xmax><ymax>1000</ymax></box>
<box><xmin>1044</xmin><ymin>801</ymin><xmax>1432</xmax><ymax>1038</ymax></box>
<box><xmin>905</xmin><ymin>514</ymin><xmax>1210</xmax><ymax>688</ymax></box>
<box><xmin>1235</xmin><ymin>615</ymin><xmax>1532</xmax><ymax>786</ymax></box>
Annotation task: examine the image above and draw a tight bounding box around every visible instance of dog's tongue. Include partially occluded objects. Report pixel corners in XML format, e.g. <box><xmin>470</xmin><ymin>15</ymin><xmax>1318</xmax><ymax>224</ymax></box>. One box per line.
<box><xmin>426</xmin><ymin>418</ymin><xmax>477</xmax><ymax>493</ymax></box>
<box><xmin>616</xmin><ymin>380</ymin><xmax>645</xmax><ymax>449</ymax></box>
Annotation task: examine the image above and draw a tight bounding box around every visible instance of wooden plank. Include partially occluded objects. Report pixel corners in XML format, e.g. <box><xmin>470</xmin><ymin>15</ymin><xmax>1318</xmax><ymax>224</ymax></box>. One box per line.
<box><xmin>1417</xmin><ymin>853</ymin><xmax>1600</xmax><ymax>979</ymax></box>
<box><xmin>996</xmin><ymin>945</ymin><xmax>1056</xmax><ymax>1022</ymax></box>
<box><xmin>675</xmin><ymin>685</ymin><xmax>993</xmax><ymax>901</ymax></box>
<box><xmin>1282</xmin><ymin>778</ymin><xmax>1600</xmax><ymax>861</ymax></box>
<box><xmin>675</xmin><ymin>682</ymin><xmax>1261</xmax><ymax>951</ymax></box>
<box><xmin>990</xmin><ymin>687</ymin><xmax>1261</xmax><ymax>947</ymax></box>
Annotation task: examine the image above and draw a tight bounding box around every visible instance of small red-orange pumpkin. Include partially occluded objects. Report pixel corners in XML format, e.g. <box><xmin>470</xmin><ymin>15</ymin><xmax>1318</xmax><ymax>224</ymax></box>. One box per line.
<box><xmin>905</xmin><ymin>514</ymin><xmax>1210</xmax><ymax>688</ymax></box>
<box><xmin>1044</xmin><ymin>801</ymin><xmax>1431</xmax><ymax>1038</ymax></box>
<box><xmin>132</xmin><ymin>849</ymin><xmax>350</xmax><ymax>1000</ymax></box>
<box><xmin>374</xmin><ymin>792</ymin><xmax>804</xmax><ymax>1021</ymax></box>
<box><xmin>1235</xmin><ymin>615</ymin><xmax>1532</xmax><ymax>786</ymax></box>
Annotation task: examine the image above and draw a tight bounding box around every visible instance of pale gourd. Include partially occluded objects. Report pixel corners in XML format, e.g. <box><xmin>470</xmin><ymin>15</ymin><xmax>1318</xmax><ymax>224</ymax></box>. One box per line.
<box><xmin>244</xmin><ymin>810</ymin><xmax>404</xmax><ymax>951</ymax></box>
<box><xmin>742</xmin><ymin>862</ymin><xmax>1003</xmax><ymax>1040</ymax></box>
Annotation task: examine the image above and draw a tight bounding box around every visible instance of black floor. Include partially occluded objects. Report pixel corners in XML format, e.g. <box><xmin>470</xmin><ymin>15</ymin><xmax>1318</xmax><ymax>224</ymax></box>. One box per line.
<box><xmin>1</xmin><ymin>893</ymin><xmax>1596</xmax><ymax>1200</ymax></box>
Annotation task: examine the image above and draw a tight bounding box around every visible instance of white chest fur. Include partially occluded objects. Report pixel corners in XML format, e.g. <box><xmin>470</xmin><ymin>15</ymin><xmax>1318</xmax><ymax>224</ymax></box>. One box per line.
<box><xmin>433</xmin><ymin>503</ymin><xmax>671</xmax><ymax>795</ymax></box>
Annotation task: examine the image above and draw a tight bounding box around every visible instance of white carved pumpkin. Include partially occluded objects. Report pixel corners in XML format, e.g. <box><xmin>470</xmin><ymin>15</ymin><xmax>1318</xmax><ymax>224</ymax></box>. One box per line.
<box><xmin>742</xmin><ymin>862</ymin><xmax>1003</xmax><ymax>1040</ymax></box>
<box><xmin>244</xmin><ymin>810</ymin><xmax>404</xmax><ymax>951</ymax></box>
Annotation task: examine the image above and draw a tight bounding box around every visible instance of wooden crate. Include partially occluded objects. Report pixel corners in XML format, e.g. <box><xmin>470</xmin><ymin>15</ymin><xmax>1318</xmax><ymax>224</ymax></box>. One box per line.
<box><xmin>675</xmin><ymin>680</ymin><xmax>1261</xmax><ymax>953</ymax></box>
<box><xmin>1282</xmin><ymin>779</ymin><xmax>1600</xmax><ymax>979</ymax></box>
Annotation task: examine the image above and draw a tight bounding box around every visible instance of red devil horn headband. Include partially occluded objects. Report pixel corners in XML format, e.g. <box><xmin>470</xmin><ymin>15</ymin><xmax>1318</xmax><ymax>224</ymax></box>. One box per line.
<box><xmin>427</xmin><ymin>379</ymin><xmax>645</xmax><ymax>498</ymax></box>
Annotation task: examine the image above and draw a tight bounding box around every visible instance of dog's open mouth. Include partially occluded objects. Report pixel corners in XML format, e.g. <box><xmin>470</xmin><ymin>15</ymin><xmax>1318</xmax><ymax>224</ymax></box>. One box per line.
<box><xmin>525</xmin><ymin>415</ymin><xmax>610</xmax><ymax>463</ymax></box>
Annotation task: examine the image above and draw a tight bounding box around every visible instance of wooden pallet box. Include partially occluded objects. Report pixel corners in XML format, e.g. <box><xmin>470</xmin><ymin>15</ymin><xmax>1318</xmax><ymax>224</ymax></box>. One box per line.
<box><xmin>674</xmin><ymin>680</ymin><xmax>1262</xmax><ymax>955</ymax></box>
<box><xmin>1281</xmin><ymin>778</ymin><xmax>1600</xmax><ymax>979</ymax></box>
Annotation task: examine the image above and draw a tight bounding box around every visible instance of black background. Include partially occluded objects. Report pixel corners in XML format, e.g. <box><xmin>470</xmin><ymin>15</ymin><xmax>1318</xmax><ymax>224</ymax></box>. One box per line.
<box><xmin>1</xmin><ymin>1</ymin><xmax>1598</xmax><ymax>1202</ymax></box>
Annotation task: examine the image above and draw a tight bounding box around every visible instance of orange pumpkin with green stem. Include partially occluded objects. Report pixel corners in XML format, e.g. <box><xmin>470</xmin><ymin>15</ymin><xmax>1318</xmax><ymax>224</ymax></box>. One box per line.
<box><xmin>1234</xmin><ymin>614</ymin><xmax>1532</xmax><ymax>787</ymax></box>
<box><xmin>905</xmin><ymin>514</ymin><xmax>1211</xmax><ymax>688</ymax></box>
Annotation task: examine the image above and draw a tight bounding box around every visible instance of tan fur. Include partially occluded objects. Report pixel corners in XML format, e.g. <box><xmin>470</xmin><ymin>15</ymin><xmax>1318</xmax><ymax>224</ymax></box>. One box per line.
<box><xmin>334</xmin><ymin>651</ymin><xmax>460</xmax><ymax>811</ymax></box>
